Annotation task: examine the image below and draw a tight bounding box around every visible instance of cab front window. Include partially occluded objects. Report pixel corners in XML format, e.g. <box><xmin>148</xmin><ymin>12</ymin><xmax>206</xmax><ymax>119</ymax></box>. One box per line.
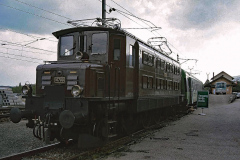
<box><xmin>60</xmin><ymin>36</ymin><xmax>74</xmax><ymax>56</ymax></box>
<box><xmin>91</xmin><ymin>33</ymin><xmax>107</xmax><ymax>54</ymax></box>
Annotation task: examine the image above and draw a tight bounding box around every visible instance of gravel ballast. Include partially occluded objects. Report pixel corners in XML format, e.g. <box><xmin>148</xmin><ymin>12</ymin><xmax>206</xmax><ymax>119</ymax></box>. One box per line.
<box><xmin>0</xmin><ymin>120</ymin><xmax>47</xmax><ymax>158</ymax></box>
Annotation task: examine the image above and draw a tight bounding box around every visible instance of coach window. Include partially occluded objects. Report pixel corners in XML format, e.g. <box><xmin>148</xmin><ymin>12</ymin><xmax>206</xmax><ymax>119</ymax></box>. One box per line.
<box><xmin>129</xmin><ymin>45</ymin><xmax>135</xmax><ymax>66</ymax></box>
<box><xmin>163</xmin><ymin>80</ymin><xmax>167</xmax><ymax>90</ymax></box>
<box><xmin>142</xmin><ymin>76</ymin><xmax>148</xmax><ymax>89</ymax></box>
<box><xmin>160</xmin><ymin>79</ymin><xmax>164</xmax><ymax>89</ymax></box>
<box><xmin>161</xmin><ymin>60</ymin><xmax>165</xmax><ymax>70</ymax></box>
<box><xmin>165</xmin><ymin>63</ymin><xmax>168</xmax><ymax>72</ymax></box>
<box><xmin>169</xmin><ymin>64</ymin><xmax>172</xmax><ymax>73</ymax></box>
<box><xmin>149</xmin><ymin>55</ymin><xmax>154</xmax><ymax>66</ymax></box>
<box><xmin>148</xmin><ymin>77</ymin><xmax>153</xmax><ymax>89</ymax></box>
<box><xmin>114</xmin><ymin>39</ymin><xmax>121</xmax><ymax>60</ymax></box>
<box><xmin>168</xmin><ymin>81</ymin><xmax>172</xmax><ymax>90</ymax></box>
<box><xmin>142</xmin><ymin>52</ymin><xmax>148</xmax><ymax>65</ymax></box>
<box><xmin>60</xmin><ymin>36</ymin><xmax>74</xmax><ymax>56</ymax></box>
<box><xmin>92</xmin><ymin>33</ymin><xmax>107</xmax><ymax>54</ymax></box>
<box><xmin>156</xmin><ymin>59</ymin><xmax>161</xmax><ymax>69</ymax></box>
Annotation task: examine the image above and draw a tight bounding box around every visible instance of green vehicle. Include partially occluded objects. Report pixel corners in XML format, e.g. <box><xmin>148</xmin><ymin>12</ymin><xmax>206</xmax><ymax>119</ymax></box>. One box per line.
<box><xmin>181</xmin><ymin>70</ymin><xmax>203</xmax><ymax>107</ymax></box>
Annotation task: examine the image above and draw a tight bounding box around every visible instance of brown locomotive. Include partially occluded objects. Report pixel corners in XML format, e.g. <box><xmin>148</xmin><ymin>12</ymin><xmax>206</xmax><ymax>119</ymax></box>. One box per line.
<box><xmin>10</xmin><ymin>19</ymin><xmax>197</xmax><ymax>148</ymax></box>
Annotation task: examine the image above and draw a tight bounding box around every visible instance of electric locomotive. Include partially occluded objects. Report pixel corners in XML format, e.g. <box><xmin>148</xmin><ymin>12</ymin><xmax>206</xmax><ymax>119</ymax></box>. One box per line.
<box><xmin>10</xmin><ymin>19</ymin><xmax>194</xmax><ymax>147</ymax></box>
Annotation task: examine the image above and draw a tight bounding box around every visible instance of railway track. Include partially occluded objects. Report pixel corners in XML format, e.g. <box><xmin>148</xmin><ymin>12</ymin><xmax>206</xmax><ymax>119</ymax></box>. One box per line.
<box><xmin>0</xmin><ymin>142</ymin><xmax>61</xmax><ymax>160</ymax></box>
<box><xmin>0</xmin><ymin>107</ymin><xmax>24</xmax><ymax>120</ymax></box>
<box><xmin>0</xmin><ymin>112</ymin><xmax>185</xmax><ymax>160</ymax></box>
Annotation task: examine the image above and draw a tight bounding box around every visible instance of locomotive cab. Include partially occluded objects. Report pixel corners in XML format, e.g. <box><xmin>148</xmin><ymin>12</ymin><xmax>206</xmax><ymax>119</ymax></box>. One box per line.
<box><xmin>10</xmin><ymin>27</ymin><xmax>128</xmax><ymax>145</ymax></box>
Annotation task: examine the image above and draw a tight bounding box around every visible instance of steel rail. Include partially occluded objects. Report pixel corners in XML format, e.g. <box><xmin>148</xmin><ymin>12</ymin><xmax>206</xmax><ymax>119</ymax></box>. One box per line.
<box><xmin>0</xmin><ymin>142</ymin><xmax>60</xmax><ymax>160</ymax></box>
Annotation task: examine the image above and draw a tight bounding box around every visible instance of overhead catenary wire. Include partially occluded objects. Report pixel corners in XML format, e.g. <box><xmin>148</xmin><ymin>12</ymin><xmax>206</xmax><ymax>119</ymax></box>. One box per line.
<box><xmin>0</xmin><ymin>40</ymin><xmax>55</xmax><ymax>54</ymax></box>
<box><xmin>0</xmin><ymin>51</ymin><xmax>44</xmax><ymax>61</ymax></box>
<box><xmin>13</xmin><ymin>0</ymin><xmax>72</xmax><ymax>21</ymax></box>
<box><xmin>0</xmin><ymin>55</ymin><xmax>40</xmax><ymax>64</ymax></box>
<box><xmin>0</xmin><ymin>46</ymin><xmax>54</xmax><ymax>56</ymax></box>
<box><xmin>0</xmin><ymin>3</ymin><xmax>72</xmax><ymax>27</ymax></box>
<box><xmin>0</xmin><ymin>27</ymin><xmax>58</xmax><ymax>43</ymax></box>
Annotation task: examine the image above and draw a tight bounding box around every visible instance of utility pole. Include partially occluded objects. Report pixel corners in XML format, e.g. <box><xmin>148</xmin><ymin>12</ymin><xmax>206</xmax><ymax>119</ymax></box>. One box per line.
<box><xmin>206</xmin><ymin>72</ymin><xmax>210</xmax><ymax>80</ymax></box>
<box><xmin>102</xmin><ymin>0</ymin><xmax>106</xmax><ymax>25</ymax></box>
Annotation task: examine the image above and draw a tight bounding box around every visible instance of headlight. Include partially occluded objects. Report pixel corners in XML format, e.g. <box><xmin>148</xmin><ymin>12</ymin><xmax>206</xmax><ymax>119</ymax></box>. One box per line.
<box><xmin>75</xmin><ymin>51</ymin><xmax>83</xmax><ymax>60</ymax></box>
<box><xmin>22</xmin><ymin>85</ymin><xmax>30</xmax><ymax>95</ymax></box>
<box><xmin>71</xmin><ymin>85</ymin><xmax>84</xmax><ymax>97</ymax></box>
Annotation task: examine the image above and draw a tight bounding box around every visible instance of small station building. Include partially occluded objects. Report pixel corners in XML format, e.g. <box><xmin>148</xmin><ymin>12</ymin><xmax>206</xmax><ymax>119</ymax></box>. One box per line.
<box><xmin>204</xmin><ymin>71</ymin><xmax>235</xmax><ymax>94</ymax></box>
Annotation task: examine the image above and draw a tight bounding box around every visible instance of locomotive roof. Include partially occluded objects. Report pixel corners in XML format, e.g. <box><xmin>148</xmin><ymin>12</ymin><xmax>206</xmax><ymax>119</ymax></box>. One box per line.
<box><xmin>53</xmin><ymin>26</ymin><xmax>179</xmax><ymax>64</ymax></box>
<box><xmin>52</xmin><ymin>27</ymin><xmax>124</xmax><ymax>39</ymax></box>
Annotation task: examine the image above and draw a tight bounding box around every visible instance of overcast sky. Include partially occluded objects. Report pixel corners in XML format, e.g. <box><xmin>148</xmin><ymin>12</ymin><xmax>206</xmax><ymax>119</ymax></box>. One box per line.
<box><xmin>0</xmin><ymin>0</ymin><xmax>240</xmax><ymax>86</ymax></box>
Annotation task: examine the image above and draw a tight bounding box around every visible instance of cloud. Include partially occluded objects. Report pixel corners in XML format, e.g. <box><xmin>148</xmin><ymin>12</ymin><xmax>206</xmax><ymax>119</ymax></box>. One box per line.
<box><xmin>167</xmin><ymin>0</ymin><xmax>240</xmax><ymax>30</ymax></box>
<box><xmin>0</xmin><ymin>30</ymin><xmax>56</xmax><ymax>85</ymax></box>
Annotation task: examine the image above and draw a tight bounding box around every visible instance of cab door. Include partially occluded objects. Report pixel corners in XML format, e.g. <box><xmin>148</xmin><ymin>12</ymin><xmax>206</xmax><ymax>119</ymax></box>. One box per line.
<box><xmin>108</xmin><ymin>34</ymin><xmax>126</xmax><ymax>97</ymax></box>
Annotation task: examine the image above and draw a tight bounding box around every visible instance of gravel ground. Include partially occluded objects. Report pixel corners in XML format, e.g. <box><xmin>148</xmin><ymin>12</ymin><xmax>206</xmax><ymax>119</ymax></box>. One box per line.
<box><xmin>0</xmin><ymin>120</ymin><xmax>48</xmax><ymax>158</ymax></box>
<box><xmin>105</xmin><ymin>94</ymin><xmax>240</xmax><ymax>160</ymax></box>
<box><xmin>1</xmin><ymin>95</ymin><xmax>239</xmax><ymax>160</ymax></box>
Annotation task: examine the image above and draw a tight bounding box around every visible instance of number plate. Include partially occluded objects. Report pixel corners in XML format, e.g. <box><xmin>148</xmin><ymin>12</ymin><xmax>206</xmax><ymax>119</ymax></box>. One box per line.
<box><xmin>54</xmin><ymin>77</ymin><xmax>65</xmax><ymax>84</ymax></box>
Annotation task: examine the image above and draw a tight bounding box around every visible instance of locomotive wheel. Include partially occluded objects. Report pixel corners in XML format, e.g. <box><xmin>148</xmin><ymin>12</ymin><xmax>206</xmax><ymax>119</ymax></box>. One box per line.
<box><xmin>140</xmin><ymin>112</ymin><xmax>152</xmax><ymax>129</ymax></box>
<box><xmin>121</xmin><ymin>114</ymin><xmax>138</xmax><ymax>135</ymax></box>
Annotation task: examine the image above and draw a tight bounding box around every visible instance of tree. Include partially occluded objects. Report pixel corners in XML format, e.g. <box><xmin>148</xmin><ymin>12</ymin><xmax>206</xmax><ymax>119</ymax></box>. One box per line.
<box><xmin>232</xmin><ymin>81</ymin><xmax>240</xmax><ymax>92</ymax></box>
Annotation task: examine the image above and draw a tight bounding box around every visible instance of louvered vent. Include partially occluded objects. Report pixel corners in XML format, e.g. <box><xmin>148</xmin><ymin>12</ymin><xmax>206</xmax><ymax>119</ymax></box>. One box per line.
<box><xmin>67</xmin><ymin>75</ymin><xmax>78</xmax><ymax>90</ymax></box>
<box><xmin>42</xmin><ymin>75</ymin><xmax>51</xmax><ymax>89</ymax></box>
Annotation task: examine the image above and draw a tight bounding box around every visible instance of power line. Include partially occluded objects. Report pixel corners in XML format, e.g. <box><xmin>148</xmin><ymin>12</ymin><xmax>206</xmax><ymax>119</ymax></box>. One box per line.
<box><xmin>0</xmin><ymin>46</ymin><xmax>54</xmax><ymax>55</ymax></box>
<box><xmin>0</xmin><ymin>3</ymin><xmax>72</xmax><ymax>27</ymax></box>
<box><xmin>0</xmin><ymin>52</ymin><xmax>44</xmax><ymax>61</ymax></box>
<box><xmin>0</xmin><ymin>27</ymin><xmax>57</xmax><ymax>43</ymax></box>
<box><xmin>0</xmin><ymin>40</ymin><xmax>55</xmax><ymax>54</ymax></box>
<box><xmin>0</xmin><ymin>55</ymin><xmax>40</xmax><ymax>64</ymax></box>
<box><xmin>0</xmin><ymin>51</ymin><xmax>44</xmax><ymax>61</ymax></box>
<box><xmin>13</xmin><ymin>0</ymin><xmax>72</xmax><ymax>20</ymax></box>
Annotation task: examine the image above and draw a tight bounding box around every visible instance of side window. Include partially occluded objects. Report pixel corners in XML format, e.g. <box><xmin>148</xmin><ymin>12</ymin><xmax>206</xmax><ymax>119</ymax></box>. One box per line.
<box><xmin>161</xmin><ymin>60</ymin><xmax>165</xmax><ymax>70</ymax></box>
<box><xmin>148</xmin><ymin>77</ymin><xmax>153</xmax><ymax>89</ymax></box>
<box><xmin>142</xmin><ymin>76</ymin><xmax>148</xmax><ymax>89</ymax></box>
<box><xmin>114</xmin><ymin>39</ymin><xmax>121</xmax><ymax>60</ymax></box>
<box><xmin>170</xmin><ymin>64</ymin><xmax>173</xmax><ymax>73</ymax></box>
<box><xmin>165</xmin><ymin>63</ymin><xmax>168</xmax><ymax>72</ymax></box>
<box><xmin>142</xmin><ymin>52</ymin><xmax>148</xmax><ymax>65</ymax></box>
<box><xmin>129</xmin><ymin>45</ymin><xmax>135</xmax><ymax>66</ymax></box>
<box><xmin>156</xmin><ymin>78</ymin><xmax>160</xmax><ymax>89</ymax></box>
<box><xmin>164</xmin><ymin>80</ymin><xmax>167</xmax><ymax>90</ymax></box>
<box><xmin>160</xmin><ymin>79</ymin><xmax>164</xmax><ymax>89</ymax></box>
<box><xmin>142</xmin><ymin>51</ymin><xmax>154</xmax><ymax>67</ymax></box>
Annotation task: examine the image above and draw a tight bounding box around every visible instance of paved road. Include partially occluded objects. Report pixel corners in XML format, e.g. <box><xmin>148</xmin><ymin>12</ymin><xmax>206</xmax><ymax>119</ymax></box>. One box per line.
<box><xmin>106</xmin><ymin>95</ymin><xmax>240</xmax><ymax>160</ymax></box>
